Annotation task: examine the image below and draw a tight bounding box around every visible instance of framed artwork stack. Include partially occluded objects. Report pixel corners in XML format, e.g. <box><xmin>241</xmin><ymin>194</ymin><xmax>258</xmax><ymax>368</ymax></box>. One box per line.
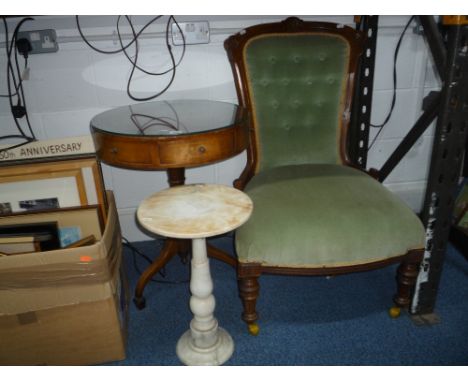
<box><xmin>0</xmin><ymin>155</ymin><xmax>107</xmax><ymax>256</ymax></box>
<box><xmin>0</xmin><ymin>142</ymin><xmax>128</xmax><ymax>365</ymax></box>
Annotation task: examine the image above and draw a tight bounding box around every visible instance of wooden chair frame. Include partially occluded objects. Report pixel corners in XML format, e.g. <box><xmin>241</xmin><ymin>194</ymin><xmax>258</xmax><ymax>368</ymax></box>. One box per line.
<box><xmin>224</xmin><ymin>17</ymin><xmax>424</xmax><ymax>331</ymax></box>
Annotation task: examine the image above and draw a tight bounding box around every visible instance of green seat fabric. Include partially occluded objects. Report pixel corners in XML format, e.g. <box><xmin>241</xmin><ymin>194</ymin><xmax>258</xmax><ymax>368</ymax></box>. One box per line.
<box><xmin>235</xmin><ymin>164</ymin><xmax>426</xmax><ymax>268</ymax></box>
<box><xmin>245</xmin><ymin>34</ymin><xmax>349</xmax><ymax>170</ymax></box>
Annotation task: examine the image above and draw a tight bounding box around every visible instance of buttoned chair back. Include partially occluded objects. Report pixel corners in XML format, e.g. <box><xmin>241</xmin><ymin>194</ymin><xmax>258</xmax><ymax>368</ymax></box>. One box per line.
<box><xmin>226</xmin><ymin>18</ymin><xmax>362</xmax><ymax>182</ymax></box>
<box><xmin>224</xmin><ymin>17</ymin><xmax>425</xmax><ymax>335</ymax></box>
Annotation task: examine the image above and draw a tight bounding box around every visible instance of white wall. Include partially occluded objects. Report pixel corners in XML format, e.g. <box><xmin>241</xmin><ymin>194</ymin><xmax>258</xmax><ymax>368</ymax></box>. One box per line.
<box><xmin>0</xmin><ymin>15</ymin><xmax>441</xmax><ymax>242</ymax></box>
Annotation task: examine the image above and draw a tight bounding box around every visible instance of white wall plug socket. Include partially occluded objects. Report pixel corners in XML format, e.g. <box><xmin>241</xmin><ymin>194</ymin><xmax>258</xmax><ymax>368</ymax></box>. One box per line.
<box><xmin>17</xmin><ymin>29</ymin><xmax>58</xmax><ymax>54</ymax></box>
<box><xmin>171</xmin><ymin>21</ymin><xmax>210</xmax><ymax>45</ymax></box>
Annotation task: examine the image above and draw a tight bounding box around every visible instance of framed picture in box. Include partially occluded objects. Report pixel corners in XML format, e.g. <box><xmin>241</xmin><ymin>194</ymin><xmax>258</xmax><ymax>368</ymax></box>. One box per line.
<box><xmin>0</xmin><ymin>155</ymin><xmax>107</xmax><ymax>223</ymax></box>
<box><xmin>0</xmin><ymin>221</ymin><xmax>60</xmax><ymax>255</ymax></box>
<box><xmin>0</xmin><ymin>205</ymin><xmax>103</xmax><ymax>249</ymax></box>
<box><xmin>0</xmin><ymin>236</ymin><xmax>39</xmax><ymax>255</ymax></box>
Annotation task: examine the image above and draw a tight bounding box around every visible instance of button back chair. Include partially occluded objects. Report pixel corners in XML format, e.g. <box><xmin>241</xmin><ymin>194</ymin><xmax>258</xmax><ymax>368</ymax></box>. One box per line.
<box><xmin>224</xmin><ymin>17</ymin><xmax>426</xmax><ymax>335</ymax></box>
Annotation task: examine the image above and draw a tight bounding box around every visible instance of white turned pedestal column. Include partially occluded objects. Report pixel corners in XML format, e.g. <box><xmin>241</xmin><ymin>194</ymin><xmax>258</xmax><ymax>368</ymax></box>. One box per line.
<box><xmin>137</xmin><ymin>184</ymin><xmax>253</xmax><ymax>366</ymax></box>
<box><xmin>176</xmin><ymin>238</ymin><xmax>234</xmax><ymax>365</ymax></box>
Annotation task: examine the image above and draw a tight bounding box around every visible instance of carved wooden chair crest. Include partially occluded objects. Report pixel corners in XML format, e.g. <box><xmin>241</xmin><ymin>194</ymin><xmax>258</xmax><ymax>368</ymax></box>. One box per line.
<box><xmin>224</xmin><ymin>17</ymin><xmax>425</xmax><ymax>335</ymax></box>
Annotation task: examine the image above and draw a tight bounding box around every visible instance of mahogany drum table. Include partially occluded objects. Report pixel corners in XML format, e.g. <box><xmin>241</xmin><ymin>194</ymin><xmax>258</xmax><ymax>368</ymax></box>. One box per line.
<box><xmin>90</xmin><ymin>100</ymin><xmax>248</xmax><ymax>308</ymax></box>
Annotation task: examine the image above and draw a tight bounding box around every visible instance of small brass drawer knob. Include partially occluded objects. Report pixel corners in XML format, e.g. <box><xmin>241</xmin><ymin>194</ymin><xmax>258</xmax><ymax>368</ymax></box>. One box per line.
<box><xmin>198</xmin><ymin>146</ymin><xmax>206</xmax><ymax>154</ymax></box>
<box><xmin>111</xmin><ymin>147</ymin><xmax>119</xmax><ymax>155</ymax></box>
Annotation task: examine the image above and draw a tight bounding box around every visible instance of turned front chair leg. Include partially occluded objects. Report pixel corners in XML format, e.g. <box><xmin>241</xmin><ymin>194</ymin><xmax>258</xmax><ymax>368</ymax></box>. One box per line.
<box><xmin>390</xmin><ymin>259</ymin><xmax>421</xmax><ymax>318</ymax></box>
<box><xmin>238</xmin><ymin>274</ymin><xmax>260</xmax><ymax>335</ymax></box>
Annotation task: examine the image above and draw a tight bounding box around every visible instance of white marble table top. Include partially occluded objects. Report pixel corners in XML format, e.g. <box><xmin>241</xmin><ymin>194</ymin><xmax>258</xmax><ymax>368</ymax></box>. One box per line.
<box><xmin>137</xmin><ymin>184</ymin><xmax>253</xmax><ymax>239</ymax></box>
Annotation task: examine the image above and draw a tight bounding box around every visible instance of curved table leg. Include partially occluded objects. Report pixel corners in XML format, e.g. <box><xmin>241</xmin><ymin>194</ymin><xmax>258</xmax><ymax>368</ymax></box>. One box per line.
<box><xmin>134</xmin><ymin>240</ymin><xmax>236</xmax><ymax>310</ymax></box>
<box><xmin>178</xmin><ymin>239</ymin><xmax>191</xmax><ymax>264</ymax></box>
<box><xmin>207</xmin><ymin>243</ymin><xmax>237</xmax><ymax>268</ymax></box>
<box><xmin>133</xmin><ymin>239</ymin><xmax>179</xmax><ymax>309</ymax></box>
<box><xmin>134</xmin><ymin>166</ymin><xmax>237</xmax><ymax>309</ymax></box>
<box><xmin>134</xmin><ymin>168</ymin><xmax>186</xmax><ymax>309</ymax></box>
<box><xmin>167</xmin><ymin>167</ymin><xmax>191</xmax><ymax>265</ymax></box>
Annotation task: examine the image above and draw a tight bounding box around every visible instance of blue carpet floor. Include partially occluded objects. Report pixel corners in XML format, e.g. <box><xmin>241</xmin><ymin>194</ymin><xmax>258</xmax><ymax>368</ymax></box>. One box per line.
<box><xmin>107</xmin><ymin>236</ymin><xmax>468</xmax><ymax>366</ymax></box>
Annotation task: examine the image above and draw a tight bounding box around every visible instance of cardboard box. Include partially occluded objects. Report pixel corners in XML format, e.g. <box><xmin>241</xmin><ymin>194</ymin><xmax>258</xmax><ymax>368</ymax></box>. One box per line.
<box><xmin>0</xmin><ymin>191</ymin><xmax>129</xmax><ymax>365</ymax></box>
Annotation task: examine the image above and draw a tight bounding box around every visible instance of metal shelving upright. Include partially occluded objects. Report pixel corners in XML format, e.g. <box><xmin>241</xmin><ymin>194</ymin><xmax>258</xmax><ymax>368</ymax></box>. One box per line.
<box><xmin>351</xmin><ymin>15</ymin><xmax>468</xmax><ymax>319</ymax></box>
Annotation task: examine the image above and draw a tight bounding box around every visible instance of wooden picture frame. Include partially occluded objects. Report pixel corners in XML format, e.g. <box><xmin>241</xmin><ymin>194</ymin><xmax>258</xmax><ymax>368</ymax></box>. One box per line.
<box><xmin>0</xmin><ymin>205</ymin><xmax>103</xmax><ymax>250</ymax></box>
<box><xmin>0</xmin><ymin>155</ymin><xmax>107</xmax><ymax>223</ymax></box>
<box><xmin>0</xmin><ymin>236</ymin><xmax>40</xmax><ymax>256</ymax></box>
<box><xmin>0</xmin><ymin>221</ymin><xmax>60</xmax><ymax>255</ymax></box>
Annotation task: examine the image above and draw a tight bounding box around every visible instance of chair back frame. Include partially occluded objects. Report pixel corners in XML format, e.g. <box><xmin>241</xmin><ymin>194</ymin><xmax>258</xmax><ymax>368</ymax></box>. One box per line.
<box><xmin>224</xmin><ymin>17</ymin><xmax>365</xmax><ymax>189</ymax></box>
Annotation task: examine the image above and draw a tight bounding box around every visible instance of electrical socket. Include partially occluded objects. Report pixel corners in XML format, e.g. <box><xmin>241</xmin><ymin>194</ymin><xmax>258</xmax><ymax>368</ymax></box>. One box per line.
<box><xmin>17</xmin><ymin>29</ymin><xmax>59</xmax><ymax>54</ymax></box>
<box><xmin>171</xmin><ymin>21</ymin><xmax>210</xmax><ymax>45</ymax></box>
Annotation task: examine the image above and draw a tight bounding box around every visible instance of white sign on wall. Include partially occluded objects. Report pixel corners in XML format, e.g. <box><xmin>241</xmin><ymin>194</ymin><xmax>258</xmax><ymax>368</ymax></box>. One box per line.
<box><xmin>0</xmin><ymin>136</ymin><xmax>96</xmax><ymax>162</ymax></box>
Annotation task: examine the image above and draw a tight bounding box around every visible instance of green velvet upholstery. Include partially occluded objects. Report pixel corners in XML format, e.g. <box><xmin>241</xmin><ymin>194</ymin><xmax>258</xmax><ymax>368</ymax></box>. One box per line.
<box><xmin>225</xmin><ymin>19</ymin><xmax>426</xmax><ymax>330</ymax></box>
<box><xmin>230</xmin><ymin>22</ymin><xmax>425</xmax><ymax>272</ymax></box>
<box><xmin>235</xmin><ymin>164</ymin><xmax>426</xmax><ymax>267</ymax></box>
<box><xmin>244</xmin><ymin>34</ymin><xmax>349</xmax><ymax>170</ymax></box>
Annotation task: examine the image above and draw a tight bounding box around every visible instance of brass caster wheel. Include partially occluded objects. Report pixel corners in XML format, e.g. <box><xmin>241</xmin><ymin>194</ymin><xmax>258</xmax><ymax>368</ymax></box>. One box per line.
<box><xmin>389</xmin><ymin>306</ymin><xmax>401</xmax><ymax>319</ymax></box>
<box><xmin>247</xmin><ymin>322</ymin><xmax>260</xmax><ymax>336</ymax></box>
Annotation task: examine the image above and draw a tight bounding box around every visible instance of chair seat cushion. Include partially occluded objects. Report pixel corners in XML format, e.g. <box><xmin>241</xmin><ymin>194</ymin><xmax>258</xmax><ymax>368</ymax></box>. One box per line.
<box><xmin>235</xmin><ymin>164</ymin><xmax>425</xmax><ymax>268</ymax></box>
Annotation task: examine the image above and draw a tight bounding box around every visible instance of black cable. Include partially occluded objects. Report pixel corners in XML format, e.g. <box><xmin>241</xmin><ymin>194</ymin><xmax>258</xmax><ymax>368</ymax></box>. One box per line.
<box><xmin>117</xmin><ymin>15</ymin><xmax>186</xmax><ymax>77</ymax></box>
<box><xmin>12</xmin><ymin>24</ymin><xmax>35</xmax><ymax>140</ymax></box>
<box><xmin>3</xmin><ymin>18</ymin><xmax>20</xmax><ymax>112</ymax></box>
<box><xmin>0</xmin><ymin>134</ymin><xmax>33</xmax><ymax>140</ymax></box>
<box><xmin>2</xmin><ymin>17</ymin><xmax>31</xmax><ymax>140</ymax></box>
<box><xmin>124</xmin><ymin>16</ymin><xmax>181</xmax><ymax>101</ymax></box>
<box><xmin>0</xmin><ymin>138</ymin><xmax>34</xmax><ymax>155</ymax></box>
<box><xmin>129</xmin><ymin>102</ymin><xmax>188</xmax><ymax>134</ymax></box>
<box><xmin>76</xmin><ymin>15</ymin><xmax>162</xmax><ymax>55</ymax></box>
<box><xmin>122</xmin><ymin>236</ymin><xmax>154</xmax><ymax>264</ymax></box>
<box><xmin>0</xmin><ymin>16</ymin><xmax>36</xmax><ymax>155</ymax></box>
<box><xmin>8</xmin><ymin>17</ymin><xmax>33</xmax><ymax>102</ymax></box>
<box><xmin>0</xmin><ymin>60</ymin><xmax>26</xmax><ymax>98</ymax></box>
<box><xmin>122</xmin><ymin>237</ymin><xmax>189</xmax><ymax>284</ymax></box>
<box><xmin>368</xmin><ymin>16</ymin><xmax>415</xmax><ymax>151</ymax></box>
<box><xmin>130</xmin><ymin>114</ymin><xmax>188</xmax><ymax>133</ymax></box>
<box><xmin>4</xmin><ymin>19</ymin><xmax>20</xmax><ymax>100</ymax></box>
<box><xmin>76</xmin><ymin>15</ymin><xmax>186</xmax><ymax>102</ymax></box>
